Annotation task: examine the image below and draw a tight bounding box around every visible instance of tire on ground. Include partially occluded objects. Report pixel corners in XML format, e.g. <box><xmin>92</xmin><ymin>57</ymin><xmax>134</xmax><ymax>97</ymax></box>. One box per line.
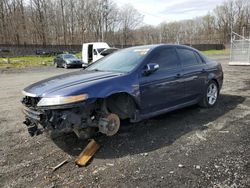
<box><xmin>199</xmin><ymin>80</ymin><xmax>219</xmax><ymax>108</ymax></box>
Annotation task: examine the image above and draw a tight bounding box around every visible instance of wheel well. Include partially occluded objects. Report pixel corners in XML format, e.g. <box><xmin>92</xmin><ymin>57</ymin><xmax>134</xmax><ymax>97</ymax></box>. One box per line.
<box><xmin>105</xmin><ymin>93</ymin><xmax>137</xmax><ymax>120</ymax></box>
<box><xmin>211</xmin><ymin>79</ymin><xmax>219</xmax><ymax>88</ymax></box>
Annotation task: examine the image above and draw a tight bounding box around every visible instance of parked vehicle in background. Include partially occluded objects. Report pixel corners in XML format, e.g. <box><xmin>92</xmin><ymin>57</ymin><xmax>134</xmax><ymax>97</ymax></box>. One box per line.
<box><xmin>82</xmin><ymin>42</ymin><xmax>118</xmax><ymax>64</ymax></box>
<box><xmin>22</xmin><ymin>44</ymin><xmax>223</xmax><ymax>139</ymax></box>
<box><xmin>54</xmin><ymin>54</ymin><xmax>86</xmax><ymax>68</ymax></box>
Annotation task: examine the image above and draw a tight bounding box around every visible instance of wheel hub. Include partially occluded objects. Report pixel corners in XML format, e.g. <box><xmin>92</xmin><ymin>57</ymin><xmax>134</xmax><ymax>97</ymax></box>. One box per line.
<box><xmin>98</xmin><ymin>113</ymin><xmax>120</xmax><ymax>136</ymax></box>
<box><xmin>207</xmin><ymin>83</ymin><xmax>218</xmax><ymax>105</ymax></box>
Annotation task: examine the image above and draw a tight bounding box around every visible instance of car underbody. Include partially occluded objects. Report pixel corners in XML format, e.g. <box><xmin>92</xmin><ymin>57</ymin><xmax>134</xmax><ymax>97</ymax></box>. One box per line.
<box><xmin>21</xmin><ymin>94</ymin><xmax>136</xmax><ymax>139</ymax></box>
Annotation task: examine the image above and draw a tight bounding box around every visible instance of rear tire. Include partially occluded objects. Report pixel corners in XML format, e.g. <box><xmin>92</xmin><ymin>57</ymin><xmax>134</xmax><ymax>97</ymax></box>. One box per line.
<box><xmin>199</xmin><ymin>80</ymin><xmax>219</xmax><ymax>108</ymax></box>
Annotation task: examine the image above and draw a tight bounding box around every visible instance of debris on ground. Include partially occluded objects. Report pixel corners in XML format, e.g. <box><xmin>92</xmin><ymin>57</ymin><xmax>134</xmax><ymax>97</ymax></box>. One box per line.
<box><xmin>219</xmin><ymin>130</ymin><xmax>229</xmax><ymax>133</ymax></box>
<box><xmin>75</xmin><ymin>139</ymin><xmax>100</xmax><ymax>167</ymax></box>
<box><xmin>214</xmin><ymin>164</ymin><xmax>220</xmax><ymax>169</ymax></box>
<box><xmin>178</xmin><ymin>164</ymin><xmax>184</xmax><ymax>168</ymax></box>
<box><xmin>195</xmin><ymin>165</ymin><xmax>201</xmax><ymax>169</ymax></box>
<box><xmin>51</xmin><ymin>159</ymin><xmax>68</xmax><ymax>172</ymax></box>
<box><xmin>140</xmin><ymin>152</ymin><xmax>148</xmax><ymax>156</ymax></box>
<box><xmin>106</xmin><ymin>163</ymin><xmax>114</xmax><ymax>166</ymax></box>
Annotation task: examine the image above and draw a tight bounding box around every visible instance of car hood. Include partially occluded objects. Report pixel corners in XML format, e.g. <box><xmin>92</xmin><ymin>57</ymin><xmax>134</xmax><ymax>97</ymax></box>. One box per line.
<box><xmin>23</xmin><ymin>70</ymin><xmax>123</xmax><ymax>97</ymax></box>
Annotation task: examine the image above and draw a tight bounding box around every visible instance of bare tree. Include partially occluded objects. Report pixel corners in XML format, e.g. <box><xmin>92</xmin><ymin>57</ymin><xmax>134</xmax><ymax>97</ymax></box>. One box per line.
<box><xmin>0</xmin><ymin>0</ymin><xmax>249</xmax><ymax>46</ymax></box>
<box><xmin>118</xmin><ymin>4</ymin><xmax>143</xmax><ymax>46</ymax></box>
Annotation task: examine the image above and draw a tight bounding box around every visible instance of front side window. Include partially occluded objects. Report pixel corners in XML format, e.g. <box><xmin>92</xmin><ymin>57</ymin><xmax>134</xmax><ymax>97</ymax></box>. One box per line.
<box><xmin>150</xmin><ymin>48</ymin><xmax>179</xmax><ymax>70</ymax></box>
<box><xmin>177</xmin><ymin>48</ymin><xmax>200</xmax><ymax>67</ymax></box>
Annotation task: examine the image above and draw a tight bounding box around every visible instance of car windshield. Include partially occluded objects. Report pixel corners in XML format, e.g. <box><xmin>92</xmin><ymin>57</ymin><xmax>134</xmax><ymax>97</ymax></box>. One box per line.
<box><xmin>87</xmin><ymin>48</ymin><xmax>150</xmax><ymax>73</ymax></box>
<box><xmin>63</xmin><ymin>54</ymin><xmax>76</xmax><ymax>59</ymax></box>
<box><xmin>96</xmin><ymin>48</ymin><xmax>106</xmax><ymax>53</ymax></box>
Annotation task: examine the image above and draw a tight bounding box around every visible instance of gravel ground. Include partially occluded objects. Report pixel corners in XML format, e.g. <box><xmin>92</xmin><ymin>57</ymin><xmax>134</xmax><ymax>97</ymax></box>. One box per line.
<box><xmin>0</xmin><ymin>55</ymin><xmax>249</xmax><ymax>188</ymax></box>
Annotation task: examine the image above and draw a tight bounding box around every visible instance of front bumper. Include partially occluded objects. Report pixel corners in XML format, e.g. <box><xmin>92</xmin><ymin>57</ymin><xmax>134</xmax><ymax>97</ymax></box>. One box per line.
<box><xmin>22</xmin><ymin>106</ymin><xmax>46</xmax><ymax>136</ymax></box>
<box><xmin>67</xmin><ymin>63</ymin><xmax>83</xmax><ymax>68</ymax></box>
<box><xmin>21</xmin><ymin>93</ymin><xmax>99</xmax><ymax>137</ymax></box>
<box><xmin>22</xmin><ymin>103</ymin><xmax>97</xmax><ymax>137</ymax></box>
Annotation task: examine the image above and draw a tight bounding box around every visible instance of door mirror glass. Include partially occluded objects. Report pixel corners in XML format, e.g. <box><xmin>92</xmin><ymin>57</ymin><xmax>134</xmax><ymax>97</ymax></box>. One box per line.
<box><xmin>82</xmin><ymin>63</ymin><xmax>88</xmax><ymax>69</ymax></box>
<box><xmin>143</xmin><ymin>63</ymin><xmax>159</xmax><ymax>75</ymax></box>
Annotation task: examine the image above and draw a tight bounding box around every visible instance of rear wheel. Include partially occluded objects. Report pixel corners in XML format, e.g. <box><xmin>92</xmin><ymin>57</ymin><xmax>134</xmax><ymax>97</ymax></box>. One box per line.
<box><xmin>199</xmin><ymin>80</ymin><xmax>219</xmax><ymax>108</ymax></box>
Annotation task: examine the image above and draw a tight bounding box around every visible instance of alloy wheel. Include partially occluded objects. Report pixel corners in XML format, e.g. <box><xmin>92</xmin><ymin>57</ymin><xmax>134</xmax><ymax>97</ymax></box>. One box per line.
<box><xmin>207</xmin><ymin>83</ymin><xmax>218</xmax><ymax>105</ymax></box>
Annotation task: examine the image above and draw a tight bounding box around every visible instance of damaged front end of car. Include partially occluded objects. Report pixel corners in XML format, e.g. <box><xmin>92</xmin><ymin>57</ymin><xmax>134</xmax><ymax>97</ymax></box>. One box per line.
<box><xmin>21</xmin><ymin>92</ymin><xmax>121</xmax><ymax>139</ymax></box>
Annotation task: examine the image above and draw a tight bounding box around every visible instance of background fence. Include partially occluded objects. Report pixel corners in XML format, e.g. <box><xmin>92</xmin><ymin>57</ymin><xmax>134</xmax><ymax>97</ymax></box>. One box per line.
<box><xmin>0</xmin><ymin>43</ymin><xmax>225</xmax><ymax>57</ymax></box>
<box><xmin>230</xmin><ymin>32</ymin><xmax>250</xmax><ymax>65</ymax></box>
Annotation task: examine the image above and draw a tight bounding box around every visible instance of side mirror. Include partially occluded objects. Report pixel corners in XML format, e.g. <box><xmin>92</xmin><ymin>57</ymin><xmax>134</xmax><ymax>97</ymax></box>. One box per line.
<box><xmin>82</xmin><ymin>63</ymin><xmax>88</xmax><ymax>69</ymax></box>
<box><xmin>143</xmin><ymin>63</ymin><xmax>159</xmax><ymax>75</ymax></box>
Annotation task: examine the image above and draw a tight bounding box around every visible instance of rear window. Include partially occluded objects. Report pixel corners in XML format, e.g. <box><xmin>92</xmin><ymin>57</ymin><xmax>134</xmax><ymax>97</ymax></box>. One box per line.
<box><xmin>194</xmin><ymin>52</ymin><xmax>204</xmax><ymax>64</ymax></box>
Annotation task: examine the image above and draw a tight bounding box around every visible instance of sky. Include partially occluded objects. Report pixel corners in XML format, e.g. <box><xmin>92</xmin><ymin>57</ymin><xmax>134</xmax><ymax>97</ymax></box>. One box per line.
<box><xmin>114</xmin><ymin>0</ymin><xmax>226</xmax><ymax>26</ymax></box>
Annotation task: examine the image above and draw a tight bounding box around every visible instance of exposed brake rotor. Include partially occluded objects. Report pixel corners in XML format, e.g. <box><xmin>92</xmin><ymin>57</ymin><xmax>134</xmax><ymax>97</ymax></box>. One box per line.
<box><xmin>98</xmin><ymin>113</ymin><xmax>120</xmax><ymax>136</ymax></box>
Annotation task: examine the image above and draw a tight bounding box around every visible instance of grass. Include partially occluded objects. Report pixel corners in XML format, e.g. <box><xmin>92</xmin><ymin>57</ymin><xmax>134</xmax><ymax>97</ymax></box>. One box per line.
<box><xmin>201</xmin><ymin>49</ymin><xmax>230</xmax><ymax>55</ymax></box>
<box><xmin>75</xmin><ymin>52</ymin><xmax>82</xmax><ymax>59</ymax></box>
<box><xmin>0</xmin><ymin>52</ymin><xmax>83</xmax><ymax>69</ymax></box>
<box><xmin>0</xmin><ymin>55</ymin><xmax>54</xmax><ymax>69</ymax></box>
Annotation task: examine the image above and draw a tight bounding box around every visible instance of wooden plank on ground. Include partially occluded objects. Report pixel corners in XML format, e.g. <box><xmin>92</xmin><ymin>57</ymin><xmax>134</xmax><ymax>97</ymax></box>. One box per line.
<box><xmin>75</xmin><ymin>139</ymin><xmax>100</xmax><ymax>167</ymax></box>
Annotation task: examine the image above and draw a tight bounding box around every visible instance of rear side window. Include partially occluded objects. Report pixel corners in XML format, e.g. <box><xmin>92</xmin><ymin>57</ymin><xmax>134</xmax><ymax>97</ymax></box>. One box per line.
<box><xmin>194</xmin><ymin>52</ymin><xmax>204</xmax><ymax>64</ymax></box>
<box><xmin>150</xmin><ymin>48</ymin><xmax>179</xmax><ymax>70</ymax></box>
<box><xmin>177</xmin><ymin>48</ymin><xmax>201</xmax><ymax>67</ymax></box>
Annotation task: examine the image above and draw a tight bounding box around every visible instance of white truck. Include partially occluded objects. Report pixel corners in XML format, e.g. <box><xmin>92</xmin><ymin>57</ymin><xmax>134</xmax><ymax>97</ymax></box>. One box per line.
<box><xmin>82</xmin><ymin>42</ymin><xmax>117</xmax><ymax>64</ymax></box>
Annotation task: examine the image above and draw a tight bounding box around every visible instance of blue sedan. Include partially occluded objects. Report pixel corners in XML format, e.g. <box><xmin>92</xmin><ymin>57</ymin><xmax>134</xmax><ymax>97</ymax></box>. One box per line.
<box><xmin>21</xmin><ymin>44</ymin><xmax>223</xmax><ymax>138</ymax></box>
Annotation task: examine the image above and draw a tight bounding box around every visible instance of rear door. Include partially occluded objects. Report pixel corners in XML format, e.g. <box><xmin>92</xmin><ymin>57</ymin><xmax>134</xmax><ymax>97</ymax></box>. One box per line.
<box><xmin>177</xmin><ymin>48</ymin><xmax>208</xmax><ymax>101</ymax></box>
<box><xmin>139</xmin><ymin>47</ymin><xmax>185</xmax><ymax>114</ymax></box>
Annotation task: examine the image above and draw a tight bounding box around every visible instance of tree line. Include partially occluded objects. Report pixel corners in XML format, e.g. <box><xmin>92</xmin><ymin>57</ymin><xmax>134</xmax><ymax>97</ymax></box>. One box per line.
<box><xmin>0</xmin><ymin>0</ymin><xmax>249</xmax><ymax>46</ymax></box>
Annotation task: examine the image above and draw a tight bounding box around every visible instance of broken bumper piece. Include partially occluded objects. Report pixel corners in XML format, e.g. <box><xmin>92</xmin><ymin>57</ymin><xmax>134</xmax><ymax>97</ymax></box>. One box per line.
<box><xmin>23</xmin><ymin>107</ymin><xmax>42</xmax><ymax>121</ymax></box>
<box><xmin>23</xmin><ymin>118</ymin><xmax>42</xmax><ymax>137</ymax></box>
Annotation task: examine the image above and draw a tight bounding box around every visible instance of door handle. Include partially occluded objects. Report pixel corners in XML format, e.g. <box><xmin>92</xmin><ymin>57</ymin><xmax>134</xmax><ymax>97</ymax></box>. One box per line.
<box><xmin>202</xmin><ymin>68</ymin><xmax>207</xmax><ymax>73</ymax></box>
<box><xmin>175</xmin><ymin>73</ymin><xmax>182</xmax><ymax>78</ymax></box>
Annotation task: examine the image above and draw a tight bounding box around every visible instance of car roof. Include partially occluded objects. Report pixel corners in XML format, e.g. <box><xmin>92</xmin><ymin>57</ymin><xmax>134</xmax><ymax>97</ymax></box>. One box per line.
<box><xmin>61</xmin><ymin>53</ymin><xmax>75</xmax><ymax>56</ymax></box>
<box><xmin>126</xmin><ymin>44</ymin><xmax>198</xmax><ymax>52</ymax></box>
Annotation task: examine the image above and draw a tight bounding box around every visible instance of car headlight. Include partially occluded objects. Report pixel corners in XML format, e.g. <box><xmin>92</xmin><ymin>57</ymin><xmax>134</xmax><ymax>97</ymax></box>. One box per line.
<box><xmin>65</xmin><ymin>60</ymin><xmax>71</xmax><ymax>64</ymax></box>
<box><xmin>37</xmin><ymin>94</ymin><xmax>88</xmax><ymax>107</ymax></box>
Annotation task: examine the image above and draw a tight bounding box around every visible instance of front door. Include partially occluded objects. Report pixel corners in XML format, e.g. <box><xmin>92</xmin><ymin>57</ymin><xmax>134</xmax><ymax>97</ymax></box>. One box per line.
<box><xmin>139</xmin><ymin>47</ymin><xmax>185</xmax><ymax>114</ymax></box>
